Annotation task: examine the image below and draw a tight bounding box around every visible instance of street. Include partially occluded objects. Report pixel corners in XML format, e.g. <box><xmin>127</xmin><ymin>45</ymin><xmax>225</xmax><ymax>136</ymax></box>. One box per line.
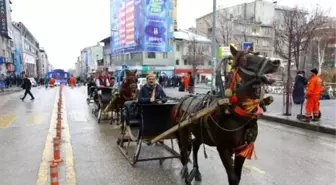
<box><xmin>0</xmin><ymin>86</ymin><xmax>335</xmax><ymax>185</ymax></box>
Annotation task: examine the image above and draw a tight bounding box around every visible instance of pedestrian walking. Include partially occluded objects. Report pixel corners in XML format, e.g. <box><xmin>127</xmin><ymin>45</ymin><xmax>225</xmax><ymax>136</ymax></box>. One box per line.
<box><xmin>20</xmin><ymin>75</ymin><xmax>35</xmax><ymax>101</ymax></box>
<box><xmin>188</xmin><ymin>72</ymin><xmax>195</xmax><ymax>94</ymax></box>
<box><xmin>0</xmin><ymin>74</ymin><xmax>5</xmax><ymax>92</ymax></box>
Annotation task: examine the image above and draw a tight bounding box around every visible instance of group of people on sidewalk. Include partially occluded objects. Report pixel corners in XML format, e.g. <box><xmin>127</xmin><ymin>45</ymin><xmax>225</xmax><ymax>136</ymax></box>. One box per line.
<box><xmin>292</xmin><ymin>68</ymin><xmax>323</xmax><ymax>122</ymax></box>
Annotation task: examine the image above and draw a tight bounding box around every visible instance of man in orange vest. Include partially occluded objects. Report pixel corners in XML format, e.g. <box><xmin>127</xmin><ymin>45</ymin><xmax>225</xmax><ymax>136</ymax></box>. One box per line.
<box><xmin>304</xmin><ymin>68</ymin><xmax>323</xmax><ymax>122</ymax></box>
<box><xmin>69</xmin><ymin>75</ymin><xmax>76</xmax><ymax>87</ymax></box>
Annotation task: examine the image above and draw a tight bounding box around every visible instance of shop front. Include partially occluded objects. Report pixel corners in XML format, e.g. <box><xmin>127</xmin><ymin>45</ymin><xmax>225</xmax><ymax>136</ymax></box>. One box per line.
<box><xmin>174</xmin><ymin>68</ymin><xmax>213</xmax><ymax>83</ymax></box>
<box><xmin>116</xmin><ymin>65</ymin><xmax>174</xmax><ymax>77</ymax></box>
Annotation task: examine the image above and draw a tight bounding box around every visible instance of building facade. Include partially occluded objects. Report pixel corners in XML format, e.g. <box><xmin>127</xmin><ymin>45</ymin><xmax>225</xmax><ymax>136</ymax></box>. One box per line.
<box><xmin>0</xmin><ymin>0</ymin><xmax>13</xmax><ymax>76</ymax></box>
<box><xmin>13</xmin><ymin>22</ymin><xmax>40</xmax><ymax>77</ymax></box>
<box><xmin>196</xmin><ymin>0</ymin><xmax>282</xmax><ymax>58</ymax></box>
<box><xmin>80</xmin><ymin>44</ymin><xmax>103</xmax><ymax>74</ymax></box>
<box><xmin>38</xmin><ymin>48</ymin><xmax>49</xmax><ymax>77</ymax></box>
<box><xmin>100</xmin><ymin>30</ymin><xmax>211</xmax><ymax>77</ymax></box>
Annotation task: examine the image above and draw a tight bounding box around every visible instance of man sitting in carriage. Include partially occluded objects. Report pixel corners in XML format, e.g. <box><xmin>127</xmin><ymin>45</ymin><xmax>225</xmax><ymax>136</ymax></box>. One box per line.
<box><xmin>138</xmin><ymin>72</ymin><xmax>168</xmax><ymax>104</ymax></box>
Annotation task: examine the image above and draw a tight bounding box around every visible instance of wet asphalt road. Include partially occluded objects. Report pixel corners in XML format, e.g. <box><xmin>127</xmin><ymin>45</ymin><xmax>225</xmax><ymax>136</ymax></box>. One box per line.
<box><xmin>0</xmin><ymin>86</ymin><xmax>335</xmax><ymax>185</ymax></box>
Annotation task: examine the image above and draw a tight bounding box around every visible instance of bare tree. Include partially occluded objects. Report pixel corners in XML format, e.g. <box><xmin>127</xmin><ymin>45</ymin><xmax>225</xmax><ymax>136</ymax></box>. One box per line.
<box><xmin>273</xmin><ymin>5</ymin><xmax>328</xmax><ymax>115</ymax></box>
<box><xmin>185</xmin><ymin>34</ymin><xmax>209</xmax><ymax>75</ymax></box>
<box><xmin>274</xmin><ymin>6</ymin><xmax>328</xmax><ymax>69</ymax></box>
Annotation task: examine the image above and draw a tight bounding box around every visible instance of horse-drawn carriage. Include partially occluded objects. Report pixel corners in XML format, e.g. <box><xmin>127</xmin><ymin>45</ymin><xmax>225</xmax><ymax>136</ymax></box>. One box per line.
<box><xmin>87</xmin><ymin>46</ymin><xmax>282</xmax><ymax>185</ymax></box>
<box><xmin>117</xmin><ymin>101</ymin><xmax>181</xmax><ymax>165</ymax></box>
<box><xmin>88</xmin><ymin>86</ymin><xmax>121</xmax><ymax>124</ymax></box>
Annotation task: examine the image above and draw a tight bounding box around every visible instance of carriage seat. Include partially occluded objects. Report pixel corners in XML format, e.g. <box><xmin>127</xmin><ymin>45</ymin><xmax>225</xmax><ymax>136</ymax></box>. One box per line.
<box><xmin>123</xmin><ymin>100</ymin><xmax>141</xmax><ymax>127</ymax></box>
<box><xmin>98</xmin><ymin>87</ymin><xmax>113</xmax><ymax>104</ymax></box>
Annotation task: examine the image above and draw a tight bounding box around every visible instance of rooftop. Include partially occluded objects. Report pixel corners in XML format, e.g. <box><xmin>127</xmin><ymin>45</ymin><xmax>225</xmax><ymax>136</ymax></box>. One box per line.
<box><xmin>99</xmin><ymin>30</ymin><xmax>211</xmax><ymax>45</ymax></box>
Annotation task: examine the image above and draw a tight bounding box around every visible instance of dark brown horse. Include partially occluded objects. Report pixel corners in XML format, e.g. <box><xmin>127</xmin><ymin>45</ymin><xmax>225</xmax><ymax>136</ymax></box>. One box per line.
<box><xmin>110</xmin><ymin>70</ymin><xmax>138</xmax><ymax>124</ymax></box>
<box><xmin>174</xmin><ymin>46</ymin><xmax>281</xmax><ymax>185</ymax></box>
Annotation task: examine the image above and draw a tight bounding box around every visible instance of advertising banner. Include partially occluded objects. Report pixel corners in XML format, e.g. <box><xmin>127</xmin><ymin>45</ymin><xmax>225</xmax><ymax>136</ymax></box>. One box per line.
<box><xmin>143</xmin><ymin>0</ymin><xmax>169</xmax><ymax>52</ymax></box>
<box><xmin>0</xmin><ymin>0</ymin><xmax>8</xmax><ymax>36</ymax></box>
<box><xmin>84</xmin><ymin>51</ymin><xmax>88</xmax><ymax>65</ymax></box>
<box><xmin>110</xmin><ymin>0</ymin><xmax>169</xmax><ymax>54</ymax></box>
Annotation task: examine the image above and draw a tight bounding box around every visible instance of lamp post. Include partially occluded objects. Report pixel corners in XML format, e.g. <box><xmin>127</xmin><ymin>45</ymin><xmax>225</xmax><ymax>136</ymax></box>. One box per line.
<box><xmin>211</xmin><ymin>0</ymin><xmax>217</xmax><ymax>91</ymax></box>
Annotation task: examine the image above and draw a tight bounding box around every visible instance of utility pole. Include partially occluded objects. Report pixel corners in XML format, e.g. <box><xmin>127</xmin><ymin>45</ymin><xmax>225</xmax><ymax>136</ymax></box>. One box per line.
<box><xmin>211</xmin><ymin>0</ymin><xmax>217</xmax><ymax>91</ymax></box>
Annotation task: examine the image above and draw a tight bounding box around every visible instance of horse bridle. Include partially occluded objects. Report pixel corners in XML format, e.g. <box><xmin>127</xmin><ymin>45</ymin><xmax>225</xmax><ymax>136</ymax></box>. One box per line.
<box><xmin>234</xmin><ymin>52</ymin><xmax>268</xmax><ymax>87</ymax></box>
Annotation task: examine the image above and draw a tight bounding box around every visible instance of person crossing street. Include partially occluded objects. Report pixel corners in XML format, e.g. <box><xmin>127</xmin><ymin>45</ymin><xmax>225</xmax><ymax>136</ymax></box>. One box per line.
<box><xmin>20</xmin><ymin>75</ymin><xmax>35</xmax><ymax>101</ymax></box>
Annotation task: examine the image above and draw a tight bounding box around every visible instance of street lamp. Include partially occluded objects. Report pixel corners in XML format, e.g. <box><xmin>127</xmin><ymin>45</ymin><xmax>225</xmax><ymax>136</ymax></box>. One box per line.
<box><xmin>211</xmin><ymin>0</ymin><xmax>217</xmax><ymax>91</ymax></box>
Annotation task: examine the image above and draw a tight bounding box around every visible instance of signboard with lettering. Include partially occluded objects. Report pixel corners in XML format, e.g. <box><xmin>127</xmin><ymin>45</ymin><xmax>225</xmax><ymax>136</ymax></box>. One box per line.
<box><xmin>0</xmin><ymin>0</ymin><xmax>8</xmax><ymax>36</ymax></box>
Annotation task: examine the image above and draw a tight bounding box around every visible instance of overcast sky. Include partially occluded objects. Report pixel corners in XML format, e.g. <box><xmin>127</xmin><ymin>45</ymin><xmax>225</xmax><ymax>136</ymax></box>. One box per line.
<box><xmin>11</xmin><ymin>0</ymin><xmax>335</xmax><ymax>70</ymax></box>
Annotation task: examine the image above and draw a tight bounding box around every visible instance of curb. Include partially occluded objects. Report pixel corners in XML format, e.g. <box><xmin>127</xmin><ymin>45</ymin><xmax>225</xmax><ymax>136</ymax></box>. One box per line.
<box><xmin>261</xmin><ymin>114</ymin><xmax>336</xmax><ymax>136</ymax></box>
<box><xmin>168</xmin><ymin>96</ymin><xmax>336</xmax><ymax>136</ymax></box>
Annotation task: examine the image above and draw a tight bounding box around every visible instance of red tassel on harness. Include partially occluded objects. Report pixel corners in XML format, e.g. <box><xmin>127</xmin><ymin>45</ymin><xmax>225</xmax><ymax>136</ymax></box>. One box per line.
<box><xmin>237</xmin><ymin>142</ymin><xmax>255</xmax><ymax>160</ymax></box>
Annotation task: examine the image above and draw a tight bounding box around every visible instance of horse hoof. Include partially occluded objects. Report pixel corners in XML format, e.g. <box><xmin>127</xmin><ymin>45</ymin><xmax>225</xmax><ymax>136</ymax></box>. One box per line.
<box><xmin>184</xmin><ymin>179</ymin><xmax>192</xmax><ymax>185</ymax></box>
<box><xmin>187</xmin><ymin>168</ymin><xmax>196</xmax><ymax>182</ymax></box>
<box><xmin>180</xmin><ymin>166</ymin><xmax>189</xmax><ymax>179</ymax></box>
<box><xmin>195</xmin><ymin>171</ymin><xmax>202</xmax><ymax>182</ymax></box>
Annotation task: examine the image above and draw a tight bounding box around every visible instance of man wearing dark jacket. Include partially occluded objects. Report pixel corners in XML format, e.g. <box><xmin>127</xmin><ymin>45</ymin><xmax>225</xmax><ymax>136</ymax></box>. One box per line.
<box><xmin>20</xmin><ymin>75</ymin><xmax>35</xmax><ymax>101</ymax></box>
<box><xmin>292</xmin><ymin>70</ymin><xmax>307</xmax><ymax>104</ymax></box>
<box><xmin>188</xmin><ymin>72</ymin><xmax>195</xmax><ymax>94</ymax></box>
<box><xmin>138</xmin><ymin>72</ymin><xmax>167</xmax><ymax>104</ymax></box>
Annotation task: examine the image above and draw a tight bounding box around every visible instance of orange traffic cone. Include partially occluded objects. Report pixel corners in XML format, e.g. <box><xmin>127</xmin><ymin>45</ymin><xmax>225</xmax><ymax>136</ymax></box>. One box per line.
<box><xmin>53</xmin><ymin>137</ymin><xmax>62</xmax><ymax>163</ymax></box>
<box><xmin>50</xmin><ymin>163</ymin><xmax>59</xmax><ymax>185</ymax></box>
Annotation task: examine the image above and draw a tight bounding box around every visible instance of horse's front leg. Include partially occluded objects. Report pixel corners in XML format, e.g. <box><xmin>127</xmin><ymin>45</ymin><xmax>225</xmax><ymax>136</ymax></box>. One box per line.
<box><xmin>234</xmin><ymin>155</ymin><xmax>245</xmax><ymax>183</ymax></box>
<box><xmin>217</xmin><ymin>147</ymin><xmax>239</xmax><ymax>185</ymax></box>
<box><xmin>187</xmin><ymin>140</ymin><xmax>202</xmax><ymax>183</ymax></box>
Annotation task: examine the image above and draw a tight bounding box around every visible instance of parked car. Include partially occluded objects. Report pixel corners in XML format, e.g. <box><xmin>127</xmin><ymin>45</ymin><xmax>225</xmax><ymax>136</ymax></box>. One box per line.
<box><xmin>28</xmin><ymin>78</ymin><xmax>37</xmax><ymax>87</ymax></box>
<box><xmin>137</xmin><ymin>78</ymin><xmax>146</xmax><ymax>89</ymax></box>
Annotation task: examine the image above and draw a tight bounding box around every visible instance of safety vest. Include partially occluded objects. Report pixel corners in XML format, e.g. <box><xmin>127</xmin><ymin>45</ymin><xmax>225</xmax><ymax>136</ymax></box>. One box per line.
<box><xmin>306</xmin><ymin>74</ymin><xmax>323</xmax><ymax>97</ymax></box>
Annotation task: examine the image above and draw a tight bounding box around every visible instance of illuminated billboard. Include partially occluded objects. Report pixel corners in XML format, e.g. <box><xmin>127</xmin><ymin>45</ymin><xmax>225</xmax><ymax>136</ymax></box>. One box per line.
<box><xmin>110</xmin><ymin>0</ymin><xmax>171</xmax><ymax>54</ymax></box>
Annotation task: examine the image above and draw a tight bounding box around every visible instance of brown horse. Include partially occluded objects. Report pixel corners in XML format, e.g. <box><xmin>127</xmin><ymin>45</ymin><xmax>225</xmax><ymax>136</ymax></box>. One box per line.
<box><xmin>110</xmin><ymin>70</ymin><xmax>138</xmax><ymax>124</ymax></box>
<box><xmin>174</xmin><ymin>45</ymin><xmax>281</xmax><ymax>185</ymax></box>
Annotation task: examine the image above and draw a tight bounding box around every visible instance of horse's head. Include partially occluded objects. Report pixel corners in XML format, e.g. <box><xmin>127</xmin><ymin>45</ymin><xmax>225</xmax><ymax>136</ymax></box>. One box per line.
<box><xmin>124</xmin><ymin>70</ymin><xmax>138</xmax><ymax>93</ymax></box>
<box><xmin>230</xmin><ymin>45</ymin><xmax>280</xmax><ymax>86</ymax></box>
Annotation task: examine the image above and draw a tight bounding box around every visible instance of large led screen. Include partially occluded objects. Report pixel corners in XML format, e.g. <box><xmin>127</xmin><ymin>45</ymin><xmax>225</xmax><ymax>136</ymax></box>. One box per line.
<box><xmin>110</xmin><ymin>0</ymin><xmax>170</xmax><ymax>54</ymax></box>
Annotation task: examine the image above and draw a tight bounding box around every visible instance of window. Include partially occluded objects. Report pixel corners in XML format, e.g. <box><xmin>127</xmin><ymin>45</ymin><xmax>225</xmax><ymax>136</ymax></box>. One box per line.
<box><xmin>184</xmin><ymin>59</ymin><xmax>187</xmax><ymax>65</ymax></box>
<box><xmin>163</xmin><ymin>52</ymin><xmax>168</xmax><ymax>59</ymax></box>
<box><xmin>130</xmin><ymin>53</ymin><xmax>135</xmax><ymax>59</ymax></box>
<box><xmin>176</xmin><ymin>44</ymin><xmax>180</xmax><ymax>51</ymax></box>
<box><xmin>175</xmin><ymin>59</ymin><xmax>179</xmax><ymax>65</ymax></box>
<box><xmin>147</xmin><ymin>52</ymin><xmax>156</xmax><ymax>58</ymax></box>
<box><xmin>208</xmin><ymin>60</ymin><xmax>211</xmax><ymax>65</ymax></box>
<box><xmin>262</xmin><ymin>40</ymin><xmax>269</xmax><ymax>47</ymax></box>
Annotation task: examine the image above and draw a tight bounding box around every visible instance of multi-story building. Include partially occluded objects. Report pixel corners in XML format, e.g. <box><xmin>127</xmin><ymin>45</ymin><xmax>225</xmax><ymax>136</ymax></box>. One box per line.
<box><xmin>100</xmin><ymin>37</ymin><xmax>112</xmax><ymax>71</ymax></box>
<box><xmin>38</xmin><ymin>48</ymin><xmax>49</xmax><ymax>78</ymax></box>
<box><xmin>80</xmin><ymin>44</ymin><xmax>103</xmax><ymax>73</ymax></box>
<box><xmin>12</xmin><ymin>22</ymin><xmax>40</xmax><ymax>77</ymax></box>
<box><xmin>101</xmin><ymin>30</ymin><xmax>211</xmax><ymax>77</ymax></box>
<box><xmin>173</xmin><ymin>30</ymin><xmax>212</xmax><ymax>79</ymax></box>
<box><xmin>196</xmin><ymin>0</ymin><xmax>285</xmax><ymax>57</ymax></box>
<box><xmin>0</xmin><ymin>0</ymin><xmax>14</xmax><ymax>76</ymax></box>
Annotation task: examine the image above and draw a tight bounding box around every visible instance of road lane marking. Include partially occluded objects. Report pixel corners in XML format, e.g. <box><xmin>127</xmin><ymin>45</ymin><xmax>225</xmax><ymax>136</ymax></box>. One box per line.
<box><xmin>63</xmin><ymin>94</ymin><xmax>77</xmax><ymax>184</ymax></box>
<box><xmin>27</xmin><ymin>113</ymin><xmax>43</xmax><ymax>125</ymax></box>
<box><xmin>36</xmin><ymin>90</ymin><xmax>58</xmax><ymax>185</ymax></box>
<box><xmin>244</xmin><ymin>161</ymin><xmax>266</xmax><ymax>175</ymax></box>
<box><xmin>0</xmin><ymin>114</ymin><xmax>16</xmax><ymax>128</ymax></box>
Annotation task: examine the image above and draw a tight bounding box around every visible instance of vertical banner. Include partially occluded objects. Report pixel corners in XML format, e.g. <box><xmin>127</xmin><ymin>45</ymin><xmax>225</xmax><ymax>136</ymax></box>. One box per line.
<box><xmin>0</xmin><ymin>0</ymin><xmax>8</xmax><ymax>36</ymax></box>
<box><xmin>84</xmin><ymin>51</ymin><xmax>88</xmax><ymax>65</ymax></box>
<box><xmin>143</xmin><ymin>0</ymin><xmax>169</xmax><ymax>52</ymax></box>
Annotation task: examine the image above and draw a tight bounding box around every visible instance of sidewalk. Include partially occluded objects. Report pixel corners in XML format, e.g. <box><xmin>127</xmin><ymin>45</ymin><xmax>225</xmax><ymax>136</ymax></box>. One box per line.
<box><xmin>164</xmin><ymin>87</ymin><xmax>336</xmax><ymax>135</ymax></box>
<box><xmin>0</xmin><ymin>87</ymin><xmax>22</xmax><ymax>96</ymax></box>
